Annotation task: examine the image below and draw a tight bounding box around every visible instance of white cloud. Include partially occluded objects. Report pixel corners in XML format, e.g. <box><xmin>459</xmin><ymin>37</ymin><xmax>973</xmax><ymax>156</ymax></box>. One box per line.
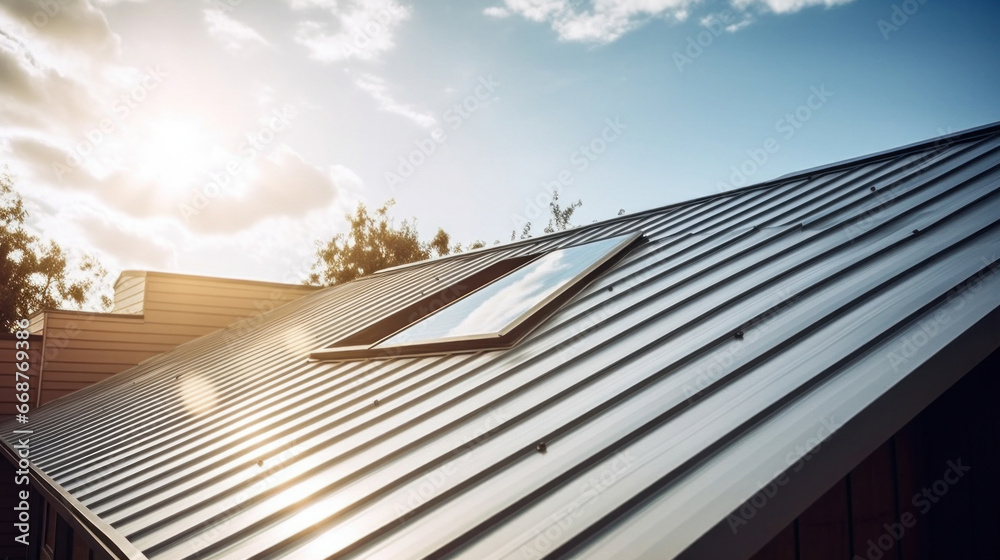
<box><xmin>0</xmin><ymin>0</ymin><xmax>366</xmax><ymax>283</ymax></box>
<box><xmin>0</xmin><ymin>0</ymin><xmax>120</xmax><ymax>55</ymax></box>
<box><xmin>71</xmin><ymin>210</ymin><xmax>179</xmax><ymax>270</ymax></box>
<box><xmin>482</xmin><ymin>0</ymin><xmax>700</xmax><ymax>44</ymax></box>
<box><xmin>699</xmin><ymin>11</ymin><xmax>752</xmax><ymax>32</ymax></box>
<box><xmin>203</xmin><ymin>8</ymin><xmax>270</xmax><ymax>53</ymax></box>
<box><xmin>8</xmin><ymin>131</ymin><xmax>349</xmax><ymax>234</ymax></box>
<box><xmin>732</xmin><ymin>0</ymin><xmax>854</xmax><ymax>14</ymax></box>
<box><xmin>288</xmin><ymin>0</ymin><xmax>340</xmax><ymax>9</ymax></box>
<box><xmin>291</xmin><ymin>0</ymin><xmax>411</xmax><ymax>63</ymax></box>
<box><xmin>181</xmin><ymin>145</ymin><xmax>346</xmax><ymax>233</ymax></box>
<box><xmin>0</xmin><ymin>8</ymin><xmax>135</xmax><ymax>146</ymax></box>
<box><xmin>483</xmin><ymin>7</ymin><xmax>511</xmax><ymax>18</ymax></box>
<box><xmin>484</xmin><ymin>0</ymin><xmax>857</xmax><ymax>43</ymax></box>
<box><xmin>353</xmin><ymin>73</ymin><xmax>436</xmax><ymax>128</ymax></box>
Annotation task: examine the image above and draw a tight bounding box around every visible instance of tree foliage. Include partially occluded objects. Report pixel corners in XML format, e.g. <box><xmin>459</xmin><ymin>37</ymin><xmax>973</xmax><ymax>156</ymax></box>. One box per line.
<box><xmin>543</xmin><ymin>191</ymin><xmax>582</xmax><ymax>234</ymax></box>
<box><xmin>1</xmin><ymin>172</ymin><xmax>112</xmax><ymax>332</ymax></box>
<box><xmin>310</xmin><ymin>193</ymin><xmax>583</xmax><ymax>286</ymax></box>
<box><xmin>428</xmin><ymin>228</ymin><xmax>452</xmax><ymax>257</ymax></box>
<box><xmin>308</xmin><ymin>199</ymin><xmax>458</xmax><ymax>286</ymax></box>
<box><xmin>512</xmin><ymin>191</ymin><xmax>583</xmax><ymax>240</ymax></box>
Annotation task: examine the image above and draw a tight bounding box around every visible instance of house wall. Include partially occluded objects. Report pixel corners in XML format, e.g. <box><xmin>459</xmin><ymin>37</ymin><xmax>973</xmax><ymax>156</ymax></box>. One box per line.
<box><xmin>0</xmin><ymin>334</ymin><xmax>43</xmax><ymax>421</ymax></box>
<box><xmin>1</xmin><ymin>273</ymin><xmax>319</xmax><ymax>559</ymax></box>
<box><xmin>110</xmin><ymin>273</ymin><xmax>145</xmax><ymax>315</ymax></box>
<box><xmin>750</xmin><ymin>346</ymin><xmax>1000</xmax><ymax>560</ymax></box>
<box><xmin>137</xmin><ymin>272</ymin><xmax>317</xmax><ymax>333</ymax></box>
<box><xmin>29</xmin><ymin>312</ymin><xmax>150</xmax><ymax>405</ymax></box>
<box><xmin>25</xmin><ymin>272</ymin><xmax>319</xmax><ymax>406</ymax></box>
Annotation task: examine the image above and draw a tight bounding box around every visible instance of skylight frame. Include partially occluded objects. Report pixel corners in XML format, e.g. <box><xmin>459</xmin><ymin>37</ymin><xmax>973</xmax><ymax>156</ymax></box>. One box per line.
<box><xmin>309</xmin><ymin>232</ymin><xmax>644</xmax><ymax>361</ymax></box>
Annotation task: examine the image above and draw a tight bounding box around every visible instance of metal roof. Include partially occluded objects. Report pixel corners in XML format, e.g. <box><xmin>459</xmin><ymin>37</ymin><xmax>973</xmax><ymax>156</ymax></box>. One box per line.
<box><xmin>4</xmin><ymin>123</ymin><xmax>1000</xmax><ymax>560</ymax></box>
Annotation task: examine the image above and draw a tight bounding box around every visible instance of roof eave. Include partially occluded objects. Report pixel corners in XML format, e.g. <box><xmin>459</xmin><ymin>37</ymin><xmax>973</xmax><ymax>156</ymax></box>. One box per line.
<box><xmin>676</xmin><ymin>300</ymin><xmax>1000</xmax><ymax>560</ymax></box>
<box><xmin>0</xmin><ymin>443</ymin><xmax>149</xmax><ymax>560</ymax></box>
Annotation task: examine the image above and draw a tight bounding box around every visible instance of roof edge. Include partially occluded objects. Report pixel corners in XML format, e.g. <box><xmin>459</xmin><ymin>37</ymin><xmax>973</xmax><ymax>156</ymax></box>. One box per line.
<box><xmin>373</xmin><ymin>120</ymin><xmax>1000</xmax><ymax>277</ymax></box>
<box><xmin>29</xmin><ymin>308</ymin><xmax>146</xmax><ymax>321</ymax></box>
<box><xmin>775</xmin><ymin>120</ymin><xmax>1000</xmax><ymax>180</ymax></box>
<box><xmin>0</xmin><ymin>443</ymin><xmax>149</xmax><ymax>560</ymax></box>
<box><xmin>113</xmin><ymin>270</ymin><xmax>321</xmax><ymax>292</ymax></box>
<box><xmin>677</xmin><ymin>280</ymin><xmax>1000</xmax><ymax>560</ymax></box>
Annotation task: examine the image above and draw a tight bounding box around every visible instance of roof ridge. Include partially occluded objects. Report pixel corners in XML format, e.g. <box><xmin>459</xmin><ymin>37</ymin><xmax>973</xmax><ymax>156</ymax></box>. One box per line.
<box><xmin>372</xmin><ymin>120</ymin><xmax>1000</xmax><ymax>276</ymax></box>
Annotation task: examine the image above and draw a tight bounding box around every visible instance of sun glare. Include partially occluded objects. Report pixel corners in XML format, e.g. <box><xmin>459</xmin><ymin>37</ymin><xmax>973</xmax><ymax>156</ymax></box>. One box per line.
<box><xmin>131</xmin><ymin>119</ymin><xmax>213</xmax><ymax>190</ymax></box>
<box><xmin>177</xmin><ymin>374</ymin><xmax>218</xmax><ymax>416</ymax></box>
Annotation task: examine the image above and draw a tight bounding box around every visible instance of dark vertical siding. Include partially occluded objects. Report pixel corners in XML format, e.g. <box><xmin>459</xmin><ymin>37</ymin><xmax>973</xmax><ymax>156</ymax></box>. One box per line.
<box><xmin>967</xmin><ymin>351</ymin><xmax>1000</xmax><ymax>560</ymax></box>
<box><xmin>749</xmin><ymin>523</ymin><xmax>796</xmax><ymax>560</ymax></box>
<box><xmin>892</xmin><ymin>423</ymin><xmax>922</xmax><ymax>560</ymax></box>
<box><xmin>750</xmin><ymin>346</ymin><xmax>1000</xmax><ymax>559</ymax></box>
<box><xmin>0</xmin><ymin>460</ymin><xmax>27</xmax><ymax>559</ymax></box>
<box><xmin>797</xmin><ymin>479</ymin><xmax>851</xmax><ymax>559</ymax></box>
<box><xmin>849</xmin><ymin>444</ymin><xmax>898</xmax><ymax>558</ymax></box>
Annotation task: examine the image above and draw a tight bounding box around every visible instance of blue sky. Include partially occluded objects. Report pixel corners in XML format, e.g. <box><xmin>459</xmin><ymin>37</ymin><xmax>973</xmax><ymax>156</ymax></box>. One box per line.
<box><xmin>1</xmin><ymin>0</ymin><xmax>998</xmax><ymax>285</ymax></box>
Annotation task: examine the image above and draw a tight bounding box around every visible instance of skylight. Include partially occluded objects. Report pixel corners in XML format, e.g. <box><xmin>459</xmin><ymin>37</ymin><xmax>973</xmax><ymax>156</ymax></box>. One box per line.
<box><xmin>310</xmin><ymin>232</ymin><xmax>642</xmax><ymax>360</ymax></box>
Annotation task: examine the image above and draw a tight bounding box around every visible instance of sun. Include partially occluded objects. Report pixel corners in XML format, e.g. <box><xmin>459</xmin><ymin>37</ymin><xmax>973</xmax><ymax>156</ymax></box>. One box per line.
<box><xmin>131</xmin><ymin>118</ymin><xmax>214</xmax><ymax>191</ymax></box>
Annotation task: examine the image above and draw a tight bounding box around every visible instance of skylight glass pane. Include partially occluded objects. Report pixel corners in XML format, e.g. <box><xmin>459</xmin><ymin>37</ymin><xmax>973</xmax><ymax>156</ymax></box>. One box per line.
<box><xmin>374</xmin><ymin>235</ymin><xmax>632</xmax><ymax>347</ymax></box>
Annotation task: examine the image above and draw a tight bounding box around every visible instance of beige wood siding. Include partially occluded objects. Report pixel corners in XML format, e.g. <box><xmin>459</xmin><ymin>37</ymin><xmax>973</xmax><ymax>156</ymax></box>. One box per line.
<box><xmin>0</xmin><ymin>334</ymin><xmax>43</xmax><ymax>421</ymax></box>
<box><xmin>30</xmin><ymin>272</ymin><xmax>320</xmax><ymax>406</ymax></box>
<box><xmin>112</xmin><ymin>272</ymin><xmax>146</xmax><ymax>314</ymax></box>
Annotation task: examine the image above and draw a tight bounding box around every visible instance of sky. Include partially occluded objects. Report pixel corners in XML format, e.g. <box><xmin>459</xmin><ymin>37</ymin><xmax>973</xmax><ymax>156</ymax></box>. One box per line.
<box><xmin>1</xmin><ymin>0</ymin><xmax>998</xmax><ymax>288</ymax></box>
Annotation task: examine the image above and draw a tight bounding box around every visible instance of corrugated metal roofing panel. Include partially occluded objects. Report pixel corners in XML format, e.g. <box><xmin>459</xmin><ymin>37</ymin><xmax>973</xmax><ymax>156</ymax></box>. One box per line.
<box><xmin>3</xmin><ymin>124</ymin><xmax>1000</xmax><ymax>560</ymax></box>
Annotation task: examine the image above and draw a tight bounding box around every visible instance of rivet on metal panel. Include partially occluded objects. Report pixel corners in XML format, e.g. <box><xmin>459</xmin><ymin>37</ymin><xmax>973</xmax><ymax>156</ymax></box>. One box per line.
<box><xmin>373</xmin><ymin>399</ymin><xmax>380</xmax><ymax>407</ymax></box>
<box><xmin>870</xmin><ymin>186</ymin><xmax>876</xmax><ymax>192</ymax></box>
<box><xmin>256</xmin><ymin>460</ymin><xmax>263</xmax><ymax>467</ymax></box>
<box><xmin>607</xmin><ymin>286</ymin><xmax>613</xmax><ymax>292</ymax></box>
<box><xmin>536</xmin><ymin>442</ymin><xmax>548</xmax><ymax>454</ymax></box>
<box><xmin>735</xmin><ymin>330</ymin><xmax>745</xmax><ymax>340</ymax></box>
